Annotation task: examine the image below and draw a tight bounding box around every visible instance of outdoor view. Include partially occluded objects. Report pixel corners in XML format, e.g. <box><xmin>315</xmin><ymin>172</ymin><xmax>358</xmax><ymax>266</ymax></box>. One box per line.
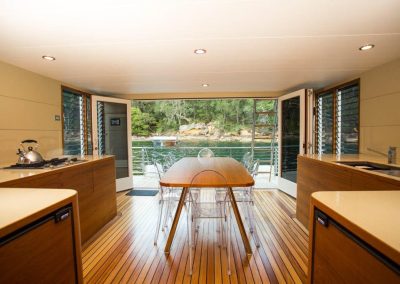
<box><xmin>131</xmin><ymin>98</ymin><xmax>277</xmax><ymax>188</ymax></box>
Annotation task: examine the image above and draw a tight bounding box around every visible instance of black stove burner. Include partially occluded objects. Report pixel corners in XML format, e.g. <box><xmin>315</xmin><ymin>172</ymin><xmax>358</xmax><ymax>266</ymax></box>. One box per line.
<box><xmin>47</xmin><ymin>157</ymin><xmax>69</xmax><ymax>166</ymax></box>
<box><xmin>4</xmin><ymin>157</ymin><xmax>70</xmax><ymax>169</ymax></box>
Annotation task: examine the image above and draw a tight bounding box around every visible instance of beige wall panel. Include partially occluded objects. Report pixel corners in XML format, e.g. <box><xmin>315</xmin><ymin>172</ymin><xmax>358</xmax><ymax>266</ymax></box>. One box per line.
<box><xmin>0</xmin><ymin>96</ymin><xmax>61</xmax><ymax>131</ymax></box>
<box><xmin>359</xmin><ymin>58</ymin><xmax>400</xmax><ymax>152</ymax></box>
<box><xmin>0</xmin><ymin>61</ymin><xmax>61</xmax><ymax>106</ymax></box>
<box><xmin>360</xmin><ymin>126</ymin><xmax>400</xmax><ymax>154</ymax></box>
<box><xmin>0</xmin><ymin>130</ymin><xmax>62</xmax><ymax>164</ymax></box>
<box><xmin>360</xmin><ymin>58</ymin><xmax>400</xmax><ymax>100</ymax></box>
<box><xmin>360</xmin><ymin>92</ymin><xmax>400</xmax><ymax>127</ymax></box>
<box><xmin>0</xmin><ymin>61</ymin><xmax>63</xmax><ymax>164</ymax></box>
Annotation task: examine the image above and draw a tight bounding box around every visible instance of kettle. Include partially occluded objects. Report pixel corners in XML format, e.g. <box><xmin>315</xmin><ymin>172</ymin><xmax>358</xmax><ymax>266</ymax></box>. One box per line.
<box><xmin>17</xmin><ymin>139</ymin><xmax>44</xmax><ymax>164</ymax></box>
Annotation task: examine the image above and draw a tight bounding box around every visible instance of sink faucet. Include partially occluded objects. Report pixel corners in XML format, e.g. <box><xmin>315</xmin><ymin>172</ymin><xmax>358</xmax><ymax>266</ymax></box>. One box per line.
<box><xmin>388</xmin><ymin>146</ymin><xmax>397</xmax><ymax>164</ymax></box>
<box><xmin>366</xmin><ymin>147</ymin><xmax>397</xmax><ymax>164</ymax></box>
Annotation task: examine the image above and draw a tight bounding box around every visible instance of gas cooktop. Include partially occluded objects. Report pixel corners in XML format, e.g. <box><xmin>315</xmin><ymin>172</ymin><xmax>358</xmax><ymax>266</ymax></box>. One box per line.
<box><xmin>3</xmin><ymin>157</ymin><xmax>85</xmax><ymax>169</ymax></box>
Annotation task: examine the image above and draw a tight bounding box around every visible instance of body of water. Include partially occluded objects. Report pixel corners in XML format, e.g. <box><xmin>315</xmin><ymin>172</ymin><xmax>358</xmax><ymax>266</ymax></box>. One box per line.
<box><xmin>132</xmin><ymin>139</ymin><xmax>276</xmax><ymax>174</ymax></box>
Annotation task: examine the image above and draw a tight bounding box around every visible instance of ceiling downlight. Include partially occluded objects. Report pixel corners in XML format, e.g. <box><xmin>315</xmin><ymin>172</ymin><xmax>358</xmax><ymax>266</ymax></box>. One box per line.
<box><xmin>42</xmin><ymin>55</ymin><xmax>56</xmax><ymax>61</ymax></box>
<box><xmin>359</xmin><ymin>44</ymin><xmax>375</xmax><ymax>51</ymax></box>
<box><xmin>194</xmin><ymin>49</ymin><xmax>207</xmax><ymax>54</ymax></box>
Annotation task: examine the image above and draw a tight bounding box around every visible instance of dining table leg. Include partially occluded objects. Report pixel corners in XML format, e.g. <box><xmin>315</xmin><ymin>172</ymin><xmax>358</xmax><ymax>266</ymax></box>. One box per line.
<box><xmin>228</xmin><ymin>187</ymin><xmax>252</xmax><ymax>255</ymax></box>
<box><xmin>164</xmin><ymin>187</ymin><xmax>188</xmax><ymax>254</ymax></box>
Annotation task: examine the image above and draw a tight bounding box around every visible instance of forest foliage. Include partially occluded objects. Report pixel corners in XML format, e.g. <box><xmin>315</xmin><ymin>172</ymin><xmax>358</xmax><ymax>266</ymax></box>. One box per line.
<box><xmin>131</xmin><ymin>99</ymin><xmax>275</xmax><ymax>136</ymax></box>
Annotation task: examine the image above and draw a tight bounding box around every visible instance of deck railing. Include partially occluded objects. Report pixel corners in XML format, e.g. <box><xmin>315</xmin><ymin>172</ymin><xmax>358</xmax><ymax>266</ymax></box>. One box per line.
<box><xmin>132</xmin><ymin>145</ymin><xmax>277</xmax><ymax>175</ymax></box>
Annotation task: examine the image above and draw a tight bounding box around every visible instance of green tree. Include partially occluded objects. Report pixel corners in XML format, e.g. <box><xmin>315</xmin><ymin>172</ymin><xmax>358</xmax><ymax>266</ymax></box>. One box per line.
<box><xmin>131</xmin><ymin>107</ymin><xmax>157</xmax><ymax>136</ymax></box>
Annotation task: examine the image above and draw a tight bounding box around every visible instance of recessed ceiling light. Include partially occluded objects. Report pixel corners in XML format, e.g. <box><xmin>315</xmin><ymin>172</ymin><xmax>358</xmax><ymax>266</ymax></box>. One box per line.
<box><xmin>42</xmin><ymin>55</ymin><xmax>56</xmax><ymax>61</ymax></box>
<box><xmin>359</xmin><ymin>44</ymin><xmax>375</xmax><ymax>51</ymax></box>
<box><xmin>202</xmin><ymin>83</ymin><xmax>209</xmax><ymax>87</ymax></box>
<box><xmin>194</xmin><ymin>49</ymin><xmax>207</xmax><ymax>54</ymax></box>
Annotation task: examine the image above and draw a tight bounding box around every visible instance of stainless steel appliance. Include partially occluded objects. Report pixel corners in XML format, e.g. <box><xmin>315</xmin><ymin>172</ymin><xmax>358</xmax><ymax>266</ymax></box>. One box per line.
<box><xmin>16</xmin><ymin>139</ymin><xmax>44</xmax><ymax>165</ymax></box>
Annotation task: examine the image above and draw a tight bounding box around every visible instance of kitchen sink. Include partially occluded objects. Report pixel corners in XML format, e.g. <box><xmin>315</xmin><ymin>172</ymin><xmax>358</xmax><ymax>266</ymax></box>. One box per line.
<box><xmin>336</xmin><ymin>161</ymin><xmax>400</xmax><ymax>178</ymax></box>
<box><xmin>371</xmin><ymin>169</ymin><xmax>400</xmax><ymax>178</ymax></box>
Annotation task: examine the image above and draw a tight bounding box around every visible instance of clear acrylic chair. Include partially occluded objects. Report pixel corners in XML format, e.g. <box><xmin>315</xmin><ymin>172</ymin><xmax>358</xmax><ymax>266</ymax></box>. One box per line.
<box><xmin>233</xmin><ymin>160</ymin><xmax>261</xmax><ymax>247</ymax></box>
<box><xmin>185</xmin><ymin>170</ymin><xmax>231</xmax><ymax>275</ymax></box>
<box><xmin>153</xmin><ymin>160</ymin><xmax>181</xmax><ymax>245</ymax></box>
<box><xmin>242</xmin><ymin>151</ymin><xmax>254</xmax><ymax>172</ymax></box>
<box><xmin>197</xmin><ymin>148</ymin><xmax>215</xmax><ymax>158</ymax></box>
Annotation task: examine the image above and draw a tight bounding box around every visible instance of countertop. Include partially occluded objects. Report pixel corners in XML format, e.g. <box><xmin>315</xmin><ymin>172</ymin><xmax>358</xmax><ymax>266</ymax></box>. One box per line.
<box><xmin>300</xmin><ymin>153</ymin><xmax>397</xmax><ymax>164</ymax></box>
<box><xmin>311</xmin><ymin>191</ymin><xmax>400</xmax><ymax>265</ymax></box>
<box><xmin>0</xmin><ymin>188</ymin><xmax>77</xmax><ymax>238</ymax></box>
<box><xmin>0</xmin><ymin>155</ymin><xmax>113</xmax><ymax>184</ymax></box>
<box><xmin>300</xmin><ymin>153</ymin><xmax>400</xmax><ymax>182</ymax></box>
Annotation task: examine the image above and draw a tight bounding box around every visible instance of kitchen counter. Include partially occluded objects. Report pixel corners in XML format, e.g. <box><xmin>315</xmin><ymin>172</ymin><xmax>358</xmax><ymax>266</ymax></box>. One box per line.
<box><xmin>0</xmin><ymin>156</ymin><xmax>117</xmax><ymax>243</ymax></box>
<box><xmin>0</xmin><ymin>188</ymin><xmax>78</xmax><ymax>237</ymax></box>
<box><xmin>311</xmin><ymin>190</ymin><xmax>400</xmax><ymax>265</ymax></box>
<box><xmin>296</xmin><ymin>154</ymin><xmax>400</xmax><ymax>227</ymax></box>
<box><xmin>0</xmin><ymin>188</ymin><xmax>83</xmax><ymax>283</ymax></box>
<box><xmin>0</xmin><ymin>155</ymin><xmax>114</xmax><ymax>184</ymax></box>
<box><xmin>301</xmin><ymin>153</ymin><xmax>400</xmax><ymax>182</ymax></box>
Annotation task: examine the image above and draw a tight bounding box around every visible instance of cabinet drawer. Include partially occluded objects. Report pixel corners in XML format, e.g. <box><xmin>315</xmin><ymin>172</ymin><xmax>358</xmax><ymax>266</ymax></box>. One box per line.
<box><xmin>0</xmin><ymin>206</ymin><xmax>78</xmax><ymax>283</ymax></box>
<box><xmin>311</xmin><ymin>209</ymin><xmax>399</xmax><ymax>283</ymax></box>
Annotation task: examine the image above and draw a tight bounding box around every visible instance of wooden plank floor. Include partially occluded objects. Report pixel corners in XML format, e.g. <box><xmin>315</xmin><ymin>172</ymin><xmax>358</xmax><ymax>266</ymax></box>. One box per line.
<box><xmin>82</xmin><ymin>189</ymin><xmax>308</xmax><ymax>283</ymax></box>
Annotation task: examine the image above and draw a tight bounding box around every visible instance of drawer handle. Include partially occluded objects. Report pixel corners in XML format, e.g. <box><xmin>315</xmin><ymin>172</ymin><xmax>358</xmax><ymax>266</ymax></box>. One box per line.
<box><xmin>55</xmin><ymin>208</ymin><xmax>71</xmax><ymax>223</ymax></box>
<box><xmin>316</xmin><ymin>210</ymin><xmax>329</xmax><ymax>227</ymax></box>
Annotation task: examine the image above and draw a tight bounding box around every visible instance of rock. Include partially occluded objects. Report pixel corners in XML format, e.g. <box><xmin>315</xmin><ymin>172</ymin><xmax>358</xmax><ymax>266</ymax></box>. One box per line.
<box><xmin>240</xmin><ymin>129</ymin><xmax>252</xmax><ymax>137</ymax></box>
<box><xmin>194</xmin><ymin>122</ymin><xmax>206</xmax><ymax>129</ymax></box>
<box><xmin>179</xmin><ymin>124</ymin><xmax>194</xmax><ymax>132</ymax></box>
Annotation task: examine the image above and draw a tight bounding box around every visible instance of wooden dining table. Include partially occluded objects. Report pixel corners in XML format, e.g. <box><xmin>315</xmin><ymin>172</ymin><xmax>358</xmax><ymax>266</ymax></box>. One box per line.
<box><xmin>160</xmin><ymin>157</ymin><xmax>254</xmax><ymax>255</ymax></box>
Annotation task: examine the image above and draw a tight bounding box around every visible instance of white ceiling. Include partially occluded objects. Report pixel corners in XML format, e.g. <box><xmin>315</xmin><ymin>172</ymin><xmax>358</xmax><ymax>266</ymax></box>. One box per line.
<box><xmin>0</xmin><ymin>0</ymin><xmax>399</xmax><ymax>95</ymax></box>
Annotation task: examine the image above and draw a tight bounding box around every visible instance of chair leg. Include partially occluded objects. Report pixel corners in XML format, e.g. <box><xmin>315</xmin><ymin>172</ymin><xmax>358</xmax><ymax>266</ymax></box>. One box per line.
<box><xmin>227</xmin><ymin>203</ymin><xmax>231</xmax><ymax>275</ymax></box>
<box><xmin>219</xmin><ymin>203</ymin><xmax>225</xmax><ymax>248</ymax></box>
<box><xmin>162</xmin><ymin>195</ymin><xmax>171</xmax><ymax>230</ymax></box>
<box><xmin>154</xmin><ymin>198</ymin><xmax>164</xmax><ymax>245</ymax></box>
<box><xmin>245</xmin><ymin>200</ymin><xmax>253</xmax><ymax>233</ymax></box>
<box><xmin>248</xmin><ymin>201</ymin><xmax>261</xmax><ymax>248</ymax></box>
<box><xmin>187</xmin><ymin>204</ymin><xmax>193</xmax><ymax>275</ymax></box>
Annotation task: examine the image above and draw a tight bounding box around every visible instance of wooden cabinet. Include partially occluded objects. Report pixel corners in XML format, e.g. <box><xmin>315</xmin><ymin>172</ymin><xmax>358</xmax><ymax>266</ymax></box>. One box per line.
<box><xmin>0</xmin><ymin>157</ymin><xmax>117</xmax><ymax>243</ymax></box>
<box><xmin>296</xmin><ymin>156</ymin><xmax>400</xmax><ymax>227</ymax></box>
<box><xmin>0</xmin><ymin>188</ymin><xmax>83</xmax><ymax>283</ymax></box>
<box><xmin>309</xmin><ymin>209</ymin><xmax>399</xmax><ymax>283</ymax></box>
<box><xmin>0</xmin><ymin>207</ymin><xmax>77</xmax><ymax>283</ymax></box>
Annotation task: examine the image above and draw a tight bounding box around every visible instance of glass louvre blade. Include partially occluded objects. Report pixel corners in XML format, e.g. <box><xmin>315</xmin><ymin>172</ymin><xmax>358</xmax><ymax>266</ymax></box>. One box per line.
<box><xmin>316</xmin><ymin>92</ymin><xmax>334</xmax><ymax>154</ymax></box>
<box><xmin>63</xmin><ymin>91</ymin><xmax>84</xmax><ymax>155</ymax></box>
<box><xmin>79</xmin><ymin>97</ymin><xmax>84</xmax><ymax>155</ymax></box>
<box><xmin>97</xmin><ymin>101</ymin><xmax>105</xmax><ymax>155</ymax></box>
<box><xmin>336</xmin><ymin>84</ymin><xmax>359</xmax><ymax>154</ymax></box>
<box><xmin>86</xmin><ymin>96</ymin><xmax>93</xmax><ymax>154</ymax></box>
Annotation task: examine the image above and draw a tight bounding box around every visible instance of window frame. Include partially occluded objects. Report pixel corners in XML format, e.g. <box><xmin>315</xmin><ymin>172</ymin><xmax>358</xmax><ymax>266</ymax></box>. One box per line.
<box><xmin>314</xmin><ymin>79</ymin><xmax>360</xmax><ymax>154</ymax></box>
<box><xmin>61</xmin><ymin>86</ymin><xmax>93</xmax><ymax>155</ymax></box>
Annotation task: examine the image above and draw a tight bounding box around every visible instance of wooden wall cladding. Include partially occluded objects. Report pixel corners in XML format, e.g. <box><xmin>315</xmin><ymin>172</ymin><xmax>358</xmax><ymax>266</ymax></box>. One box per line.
<box><xmin>296</xmin><ymin>156</ymin><xmax>400</xmax><ymax>227</ymax></box>
<box><xmin>0</xmin><ymin>157</ymin><xmax>117</xmax><ymax>243</ymax></box>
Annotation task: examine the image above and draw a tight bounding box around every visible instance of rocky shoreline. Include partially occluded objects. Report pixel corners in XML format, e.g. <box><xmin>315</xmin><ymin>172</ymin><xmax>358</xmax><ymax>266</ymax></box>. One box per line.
<box><xmin>132</xmin><ymin>122</ymin><xmax>271</xmax><ymax>142</ymax></box>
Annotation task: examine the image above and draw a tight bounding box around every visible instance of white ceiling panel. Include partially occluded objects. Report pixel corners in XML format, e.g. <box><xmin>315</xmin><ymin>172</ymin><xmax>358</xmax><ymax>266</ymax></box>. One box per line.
<box><xmin>0</xmin><ymin>0</ymin><xmax>399</xmax><ymax>95</ymax></box>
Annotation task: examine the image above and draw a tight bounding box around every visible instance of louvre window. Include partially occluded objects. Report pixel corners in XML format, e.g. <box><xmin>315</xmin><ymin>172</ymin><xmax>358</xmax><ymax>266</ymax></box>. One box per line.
<box><xmin>336</xmin><ymin>84</ymin><xmax>359</xmax><ymax>154</ymax></box>
<box><xmin>316</xmin><ymin>92</ymin><xmax>334</xmax><ymax>154</ymax></box>
<box><xmin>62</xmin><ymin>88</ymin><xmax>92</xmax><ymax>155</ymax></box>
<box><xmin>315</xmin><ymin>81</ymin><xmax>359</xmax><ymax>154</ymax></box>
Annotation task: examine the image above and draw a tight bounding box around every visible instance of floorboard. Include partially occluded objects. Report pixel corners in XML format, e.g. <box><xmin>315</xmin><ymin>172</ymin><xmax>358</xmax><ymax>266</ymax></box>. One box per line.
<box><xmin>82</xmin><ymin>189</ymin><xmax>308</xmax><ymax>283</ymax></box>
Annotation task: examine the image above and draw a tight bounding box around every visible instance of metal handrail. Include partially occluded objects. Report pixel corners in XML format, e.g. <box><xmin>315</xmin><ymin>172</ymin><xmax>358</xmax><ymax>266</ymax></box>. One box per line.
<box><xmin>131</xmin><ymin>145</ymin><xmax>278</xmax><ymax>175</ymax></box>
